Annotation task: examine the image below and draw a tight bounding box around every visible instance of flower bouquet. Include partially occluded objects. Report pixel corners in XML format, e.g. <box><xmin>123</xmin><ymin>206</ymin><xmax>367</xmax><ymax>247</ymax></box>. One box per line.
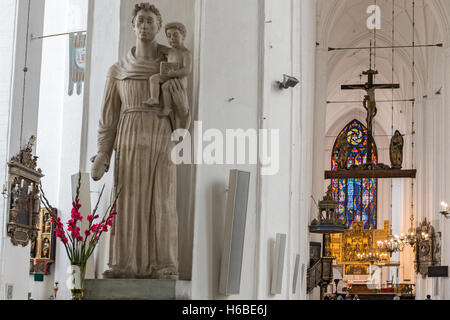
<box><xmin>40</xmin><ymin>173</ymin><xmax>120</xmax><ymax>300</ymax></box>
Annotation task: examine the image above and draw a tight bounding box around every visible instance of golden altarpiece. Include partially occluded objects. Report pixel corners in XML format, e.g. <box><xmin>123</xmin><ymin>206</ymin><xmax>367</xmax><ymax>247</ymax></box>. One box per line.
<box><xmin>325</xmin><ymin>221</ymin><xmax>392</xmax><ymax>276</ymax></box>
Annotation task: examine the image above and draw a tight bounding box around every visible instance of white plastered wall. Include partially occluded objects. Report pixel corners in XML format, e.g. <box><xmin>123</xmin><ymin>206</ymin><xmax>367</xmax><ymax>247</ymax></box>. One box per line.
<box><xmin>31</xmin><ymin>0</ymin><xmax>89</xmax><ymax>301</ymax></box>
<box><xmin>192</xmin><ymin>0</ymin><xmax>315</xmax><ymax>300</ymax></box>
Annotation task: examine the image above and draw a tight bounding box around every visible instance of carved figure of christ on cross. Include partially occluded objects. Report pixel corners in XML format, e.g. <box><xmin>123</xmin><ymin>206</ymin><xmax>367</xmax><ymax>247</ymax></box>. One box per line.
<box><xmin>341</xmin><ymin>69</ymin><xmax>400</xmax><ymax>163</ymax></box>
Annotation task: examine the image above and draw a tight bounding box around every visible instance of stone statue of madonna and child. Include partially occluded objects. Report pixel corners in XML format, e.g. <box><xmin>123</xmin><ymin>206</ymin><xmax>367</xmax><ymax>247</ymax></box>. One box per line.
<box><xmin>90</xmin><ymin>3</ymin><xmax>192</xmax><ymax>280</ymax></box>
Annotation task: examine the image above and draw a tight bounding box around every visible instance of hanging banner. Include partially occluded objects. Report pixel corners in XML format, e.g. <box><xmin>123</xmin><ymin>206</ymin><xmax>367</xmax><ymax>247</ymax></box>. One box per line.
<box><xmin>68</xmin><ymin>32</ymin><xmax>87</xmax><ymax>96</ymax></box>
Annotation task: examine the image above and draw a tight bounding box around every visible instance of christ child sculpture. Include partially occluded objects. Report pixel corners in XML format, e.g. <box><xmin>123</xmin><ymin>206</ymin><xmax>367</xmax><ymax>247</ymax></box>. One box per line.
<box><xmin>145</xmin><ymin>22</ymin><xmax>193</xmax><ymax>116</ymax></box>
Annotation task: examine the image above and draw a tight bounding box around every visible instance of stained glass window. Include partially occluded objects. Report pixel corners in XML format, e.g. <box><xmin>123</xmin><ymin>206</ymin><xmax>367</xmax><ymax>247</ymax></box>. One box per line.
<box><xmin>331</xmin><ymin>120</ymin><xmax>377</xmax><ymax>230</ymax></box>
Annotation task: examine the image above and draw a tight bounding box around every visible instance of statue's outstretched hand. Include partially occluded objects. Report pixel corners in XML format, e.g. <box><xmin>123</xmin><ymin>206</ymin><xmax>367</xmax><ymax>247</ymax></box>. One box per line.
<box><xmin>168</xmin><ymin>79</ymin><xmax>189</xmax><ymax>116</ymax></box>
<box><xmin>90</xmin><ymin>152</ymin><xmax>110</xmax><ymax>181</ymax></box>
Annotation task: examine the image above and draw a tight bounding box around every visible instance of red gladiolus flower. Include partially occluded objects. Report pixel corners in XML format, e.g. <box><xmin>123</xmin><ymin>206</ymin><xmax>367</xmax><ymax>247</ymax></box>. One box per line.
<box><xmin>87</xmin><ymin>215</ymin><xmax>93</xmax><ymax>222</ymax></box>
<box><xmin>91</xmin><ymin>224</ymin><xmax>98</xmax><ymax>232</ymax></box>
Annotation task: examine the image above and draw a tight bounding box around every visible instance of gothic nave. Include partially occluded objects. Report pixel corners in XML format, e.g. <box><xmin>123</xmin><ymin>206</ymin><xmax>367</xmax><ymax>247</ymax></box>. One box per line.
<box><xmin>0</xmin><ymin>0</ymin><xmax>449</xmax><ymax>304</ymax></box>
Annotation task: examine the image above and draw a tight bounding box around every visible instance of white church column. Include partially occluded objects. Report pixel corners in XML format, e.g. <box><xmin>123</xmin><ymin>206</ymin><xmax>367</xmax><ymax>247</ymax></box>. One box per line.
<box><xmin>82</xmin><ymin>0</ymin><xmax>121</xmax><ymax>282</ymax></box>
<box><xmin>415</xmin><ymin>89</ymin><xmax>440</xmax><ymax>299</ymax></box>
<box><xmin>414</xmin><ymin>95</ymin><xmax>428</xmax><ymax>299</ymax></box>
<box><xmin>311</xmin><ymin>47</ymin><xmax>328</xmax><ymax>214</ymax></box>
<box><xmin>0</xmin><ymin>0</ymin><xmax>45</xmax><ymax>300</ymax></box>
<box><xmin>33</xmin><ymin>0</ymin><xmax>89</xmax><ymax>300</ymax></box>
<box><xmin>191</xmin><ymin>0</ymin><xmax>260</xmax><ymax>299</ymax></box>
<box><xmin>0</xmin><ymin>1</ymin><xmax>18</xmax><ymax>296</ymax></box>
<box><xmin>430</xmin><ymin>91</ymin><xmax>444</xmax><ymax>300</ymax></box>
<box><xmin>391</xmin><ymin>179</ymin><xmax>403</xmax><ymax>285</ymax></box>
<box><xmin>309</xmin><ymin>45</ymin><xmax>327</xmax><ymax>300</ymax></box>
<box><xmin>298</xmin><ymin>0</ymin><xmax>317</xmax><ymax>300</ymax></box>
<box><xmin>439</xmin><ymin>46</ymin><xmax>450</xmax><ymax>300</ymax></box>
<box><xmin>255</xmin><ymin>0</ymin><xmax>316</xmax><ymax>300</ymax></box>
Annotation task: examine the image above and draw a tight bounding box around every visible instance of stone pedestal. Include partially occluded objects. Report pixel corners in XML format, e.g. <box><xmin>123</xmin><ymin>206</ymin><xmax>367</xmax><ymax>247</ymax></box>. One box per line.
<box><xmin>84</xmin><ymin>279</ymin><xmax>191</xmax><ymax>300</ymax></box>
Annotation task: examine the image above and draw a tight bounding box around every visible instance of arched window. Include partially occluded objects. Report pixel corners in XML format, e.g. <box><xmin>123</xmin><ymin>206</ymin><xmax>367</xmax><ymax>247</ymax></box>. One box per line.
<box><xmin>331</xmin><ymin>120</ymin><xmax>377</xmax><ymax>230</ymax></box>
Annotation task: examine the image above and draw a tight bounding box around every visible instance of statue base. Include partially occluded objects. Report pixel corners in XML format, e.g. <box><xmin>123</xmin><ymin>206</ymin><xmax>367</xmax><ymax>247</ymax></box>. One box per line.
<box><xmin>84</xmin><ymin>279</ymin><xmax>191</xmax><ymax>300</ymax></box>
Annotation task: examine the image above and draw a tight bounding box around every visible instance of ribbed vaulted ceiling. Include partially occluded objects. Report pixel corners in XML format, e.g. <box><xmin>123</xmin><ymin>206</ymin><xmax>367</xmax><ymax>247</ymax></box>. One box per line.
<box><xmin>318</xmin><ymin>0</ymin><xmax>449</xmax><ymax>139</ymax></box>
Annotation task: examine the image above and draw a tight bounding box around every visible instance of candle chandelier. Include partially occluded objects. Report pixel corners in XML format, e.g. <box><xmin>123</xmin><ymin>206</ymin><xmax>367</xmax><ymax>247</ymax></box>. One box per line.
<box><xmin>356</xmin><ymin>249</ymin><xmax>389</xmax><ymax>264</ymax></box>
<box><xmin>376</xmin><ymin>214</ymin><xmax>430</xmax><ymax>254</ymax></box>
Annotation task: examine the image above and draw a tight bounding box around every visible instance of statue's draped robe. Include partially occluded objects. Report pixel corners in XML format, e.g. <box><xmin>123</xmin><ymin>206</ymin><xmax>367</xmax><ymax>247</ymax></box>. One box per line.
<box><xmin>97</xmin><ymin>46</ymin><xmax>190</xmax><ymax>278</ymax></box>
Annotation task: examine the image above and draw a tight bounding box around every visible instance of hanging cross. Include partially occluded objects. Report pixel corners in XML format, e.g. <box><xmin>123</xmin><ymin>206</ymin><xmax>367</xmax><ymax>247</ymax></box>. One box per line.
<box><xmin>341</xmin><ymin>69</ymin><xmax>400</xmax><ymax>134</ymax></box>
<box><xmin>341</xmin><ymin>69</ymin><xmax>400</xmax><ymax>162</ymax></box>
<box><xmin>325</xmin><ymin>70</ymin><xmax>415</xmax><ymax>179</ymax></box>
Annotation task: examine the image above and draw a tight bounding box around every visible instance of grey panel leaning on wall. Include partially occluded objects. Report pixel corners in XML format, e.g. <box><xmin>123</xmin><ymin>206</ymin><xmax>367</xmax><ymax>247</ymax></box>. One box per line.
<box><xmin>292</xmin><ymin>254</ymin><xmax>300</xmax><ymax>294</ymax></box>
<box><xmin>219</xmin><ymin>170</ymin><xmax>251</xmax><ymax>296</ymax></box>
<box><xmin>271</xmin><ymin>233</ymin><xmax>287</xmax><ymax>295</ymax></box>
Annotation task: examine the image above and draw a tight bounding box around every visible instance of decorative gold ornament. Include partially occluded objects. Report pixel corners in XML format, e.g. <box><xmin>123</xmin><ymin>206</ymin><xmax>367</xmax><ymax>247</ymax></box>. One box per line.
<box><xmin>414</xmin><ymin>218</ymin><xmax>440</xmax><ymax>278</ymax></box>
<box><xmin>325</xmin><ymin>221</ymin><xmax>391</xmax><ymax>267</ymax></box>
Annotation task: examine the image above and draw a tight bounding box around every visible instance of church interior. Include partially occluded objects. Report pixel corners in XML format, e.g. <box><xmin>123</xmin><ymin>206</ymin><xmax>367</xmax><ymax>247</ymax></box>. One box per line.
<box><xmin>0</xmin><ymin>0</ymin><xmax>449</xmax><ymax>301</ymax></box>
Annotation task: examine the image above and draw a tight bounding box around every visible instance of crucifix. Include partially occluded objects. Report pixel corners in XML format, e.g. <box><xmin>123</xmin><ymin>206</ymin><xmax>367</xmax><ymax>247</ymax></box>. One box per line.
<box><xmin>341</xmin><ymin>68</ymin><xmax>400</xmax><ymax>161</ymax></box>
<box><xmin>325</xmin><ymin>42</ymin><xmax>416</xmax><ymax>180</ymax></box>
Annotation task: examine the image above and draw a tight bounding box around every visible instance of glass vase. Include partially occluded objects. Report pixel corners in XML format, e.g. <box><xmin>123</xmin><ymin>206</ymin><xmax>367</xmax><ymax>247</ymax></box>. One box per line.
<box><xmin>70</xmin><ymin>263</ymin><xmax>86</xmax><ymax>300</ymax></box>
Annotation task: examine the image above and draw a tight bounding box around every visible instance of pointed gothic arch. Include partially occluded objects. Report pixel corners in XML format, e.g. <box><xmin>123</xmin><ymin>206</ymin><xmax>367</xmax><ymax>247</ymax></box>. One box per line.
<box><xmin>331</xmin><ymin>119</ymin><xmax>378</xmax><ymax>230</ymax></box>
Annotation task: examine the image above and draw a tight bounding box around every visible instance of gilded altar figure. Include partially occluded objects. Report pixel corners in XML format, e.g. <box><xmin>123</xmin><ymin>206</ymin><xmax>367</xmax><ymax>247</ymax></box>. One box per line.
<box><xmin>90</xmin><ymin>3</ymin><xmax>191</xmax><ymax>280</ymax></box>
<box><xmin>390</xmin><ymin>130</ymin><xmax>404</xmax><ymax>169</ymax></box>
<box><xmin>41</xmin><ymin>237</ymin><xmax>50</xmax><ymax>259</ymax></box>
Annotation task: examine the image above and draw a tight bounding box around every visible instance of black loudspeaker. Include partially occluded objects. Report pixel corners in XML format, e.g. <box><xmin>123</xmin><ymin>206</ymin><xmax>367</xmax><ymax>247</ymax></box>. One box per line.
<box><xmin>428</xmin><ymin>266</ymin><xmax>448</xmax><ymax>277</ymax></box>
<box><xmin>219</xmin><ymin>170</ymin><xmax>250</xmax><ymax>295</ymax></box>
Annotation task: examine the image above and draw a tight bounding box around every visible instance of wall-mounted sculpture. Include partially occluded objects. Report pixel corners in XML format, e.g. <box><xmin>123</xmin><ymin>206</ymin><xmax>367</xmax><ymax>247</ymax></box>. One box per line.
<box><xmin>6</xmin><ymin>136</ymin><xmax>43</xmax><ymax>247</ymax></box>
<box><xmin>415</xmin><ymin>219</ymin><xmax>441</xmax><ymax>278</ymax></box>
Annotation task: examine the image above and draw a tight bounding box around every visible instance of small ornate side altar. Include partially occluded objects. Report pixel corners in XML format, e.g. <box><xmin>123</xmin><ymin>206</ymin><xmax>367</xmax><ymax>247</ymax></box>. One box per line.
<box><xmin>29</xmin><ymin>208</ymin><xmax>57</xmax><ymax>276</ymax></box>
<box><xmin>6</xmin><ymin>136</ymin><xmax>44</xmax><ymax>247</ymax></box>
